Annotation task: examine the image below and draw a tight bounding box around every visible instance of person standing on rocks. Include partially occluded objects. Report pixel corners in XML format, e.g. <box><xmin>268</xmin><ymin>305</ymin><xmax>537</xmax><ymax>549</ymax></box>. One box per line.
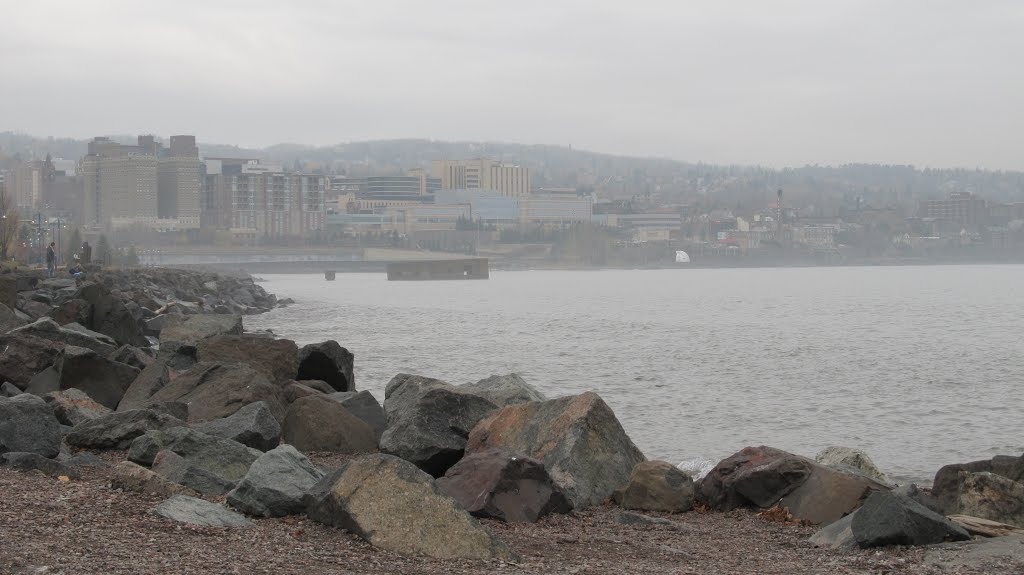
<box><xmin>82</xmin><ymin>241</ymin><xmax>92</xmax><ymax>264</ymax></box>
<box><xmin>45</xmin><ymin>242</ymin><xmax>56</xmax><ymax>277</ymax></box>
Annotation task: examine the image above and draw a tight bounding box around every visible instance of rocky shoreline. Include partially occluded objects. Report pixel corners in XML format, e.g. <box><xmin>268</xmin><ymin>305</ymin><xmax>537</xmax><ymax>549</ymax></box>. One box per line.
<box><xmin>1</xmin><ymin>266</ymin><xmax>1022</xmax><ymax>574</ymax></box>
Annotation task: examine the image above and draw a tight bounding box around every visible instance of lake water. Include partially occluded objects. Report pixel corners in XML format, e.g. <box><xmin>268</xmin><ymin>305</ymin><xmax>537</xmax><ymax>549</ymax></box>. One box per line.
<box><xmin>246</xmin><ymin>266</ymin><xmax>1024</xmax><ymax>484</ymax></box>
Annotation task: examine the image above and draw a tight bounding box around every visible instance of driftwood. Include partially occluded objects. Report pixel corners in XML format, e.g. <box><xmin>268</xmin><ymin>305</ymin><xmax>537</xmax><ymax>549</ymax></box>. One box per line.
<box><xmin>948</xmin><ymin>515</ymin><xmax>1024</xmax><ymax>538</ymax></box>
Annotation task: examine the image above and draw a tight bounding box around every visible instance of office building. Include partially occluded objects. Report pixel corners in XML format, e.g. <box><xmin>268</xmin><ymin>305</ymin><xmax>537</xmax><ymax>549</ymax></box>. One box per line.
<box><xmin>432</xmin><ymin>159</ymin><xmax>530</xmax><ymax>197</ymax></box>
<box><xmin>81</xmin><ymin>136</ymin><xmax>158</xmax><ymax>229</ymax></box>
<box><xmin>157</xmin><ymin>135</ymin><xmax>201</xmax><ymax>228</ymax></box>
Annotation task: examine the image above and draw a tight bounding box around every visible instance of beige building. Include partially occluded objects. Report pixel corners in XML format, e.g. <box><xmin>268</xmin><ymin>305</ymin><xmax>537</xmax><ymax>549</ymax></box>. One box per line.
<box><xmin>432</xmin><ymin>158</ymin><xmax>530</xmax><ymax>197</ymax></box>
<box><xmin>228</xmin><ymin>162</ymin><xmax>326</xmax><ymax>240</ymax></box>
<box><xmin>81</xmin><ymin>137</ymin><xmax>158</xmax><ymax>230</ymax></box>
<box><xmin>156</xmin><ymin>135</ymin><xmax>201</xmax><ymax>229</ymax></box>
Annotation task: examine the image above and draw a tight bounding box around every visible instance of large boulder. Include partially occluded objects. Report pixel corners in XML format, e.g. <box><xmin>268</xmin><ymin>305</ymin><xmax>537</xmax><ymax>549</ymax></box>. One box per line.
<box><xmin>851</xmin><ymin>491</ymin><xmax>971</xmax><ymax>548</ymax></box>
<box><xmin>284</xmin><ymin>382</ymin><xmax>324</xmax><ymax>404</ymax></box>
<box><xmin>305</xmin><ymin>453</ymin><xmax>513</xmax><ymax>560</ymax></box>
<box><xmin>816</xmin><ymin>446</ymin><xmax>891</xmax><ymax>485</ymax></box>
<box><xmin>8</xmin><ymin>317</ymin><xmax>117</xmax><ymax>355</ymax></box>
<box><xmin>436</xmin><ymin>447</ymin><xmax>570</xmax><ymax>523</ymax></box>
<box><xmin>116</xmin><ymin>360</ymin><xmax>172</xmax><ymax>412</ymax></box>
<box><xmin>24</xmin><ymin>366</ymin><xmax>60</xmax><ymax>396</ymax></box>
<box><xmin>0</xmin><ymin>302</ymin><xmax>28</xmax><ymax>333</ymax></box>
<box><xmin>145</xmin><ymin>362</ymin><xmax>286</xmax><ymax>423</ymax></box>
<box><xmin>325</xmin><ymin>391</ymin><xmax>386</xmax><ymax>439</ymax></box>
<box><xmin>380</xmin><ymin>375</ymin><xmax>498</xmax><ymax>477</ymax></box>
<box><xmin>196</xmin><ymin>335</ymin><xmax>299</xmax><ymax>385</ymax></box>
<box><xmin>467</xmin><ymin>391</ymin><xmax>645</xmax><ymax>509</ymax></box>
<box><xmin>151</xmin><ymin>450</ymin><xmax>237</xmax><ymax>496</ymax></box>
<box><xmin>296</xmin><ymin>341</ymin><xmax>354</xmax><ymax>391</ymax></box>
<box><xmin>0</xmin><ymin>451</ymin><xmax>79</xmax><ymax>479</ymax></box>
<box><xmin>0</xmin><ymin>276</ymin><xmax>16</xmax><ymax>308</ymax></box>
<box><xmin>108</xmin><ymin>345</ymin><xmax>154</xmax><ymax>370</ymax></box>
<box><xmin>155</xmin><ymin>495</ymin><xmax>254</xmax><ymax>529</ymax></box>
<box><xmin>698</xmin><ymin>445</ymin><xmax>889</xmax><ymax>525</ymax></box>
<box><xmin>65</xmin><ymin>408</ymin><xmax>184</xmax><ymax>449</ymax></box>
<box><xmin>55</xmin><ymin>346</ymin><xmax>141</xmax><ymax>410</ymax></box>
<box><xmin>109</xmin><ymin>461</ymin><xmax>199</xmax><ymax>498</ymax></box>
<box><xmin>193</xmin><ymin>401</ymin><xmax>281</xmax><ymax>452</ymax></box>
<box><xmin>0</xmin><ymin>394</ymin><xmax>63</xmax><ymax>458</ymax></box>
<box><xmin>158</xmin><ymin>314</ymin><xmax>242</xmax><ymax>346</ymax></box>
<box><xmin>227</xmin><ymin>444</ymin><xmax>324</xmax><ymax>517</ymax></box>
<box><xmin>281</xmin><ymin>395</ymin><xmax>377</xmax><ymax>454</ymax></box>
<box><xmin>461</xmin><ymin>373</ymin><xmax>547</xmax><ymax>407</ymax></box>
<box><xmin>0</xmin><ymin>382</ymin><xmax>20</xmax><ymax>397</ymax></box>
<box><xmin>128</xmin><ymin>426</ymin><xmax>260</xmax><ymax>481</ymax></box>
<box><xmin>0</xmin><ymin>334</ymin><xmax>64</xmax><ymax>390</ymax></box>
<box><xmin>950</xmin><ymin>471</ymin><xmax>1024</xmax><ymax>528</ymax></box>
<box><xmin>48</xmin><ymin>298</ymin><xmax>91</xmax><ymax>327</ymax></box>
<box><xmin>933</xmin><ymin>453</ymin><xmax>1024</xmax><ymax>514</ymax></box>
<box><xmin>613</xmin><ymin>460</ymin><xmax>695</xmax><ymax>513</ymax></box>
<box><xmin>43</xmin><ymin>388</ymin><xmax>112</xmax><ymax>426</ymax></box>
<box><xmin>73</xmin><ymin>282</ymin><xmax>147</xmax><ymax>347</ymax></box>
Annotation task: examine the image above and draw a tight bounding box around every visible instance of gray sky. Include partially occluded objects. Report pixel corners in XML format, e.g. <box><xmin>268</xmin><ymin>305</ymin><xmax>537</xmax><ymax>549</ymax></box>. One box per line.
<box><xmin>3</xmin><ymin>0</ymin><xmax>1023</xmax><ymax>169</ymax></box>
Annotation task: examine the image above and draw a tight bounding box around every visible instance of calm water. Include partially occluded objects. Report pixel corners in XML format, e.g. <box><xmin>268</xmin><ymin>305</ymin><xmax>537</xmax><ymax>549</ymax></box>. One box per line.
<box><xmin>246</xmin><ymin>266</ymin><xmax>1024</xmax><ymax>484</ymax></box>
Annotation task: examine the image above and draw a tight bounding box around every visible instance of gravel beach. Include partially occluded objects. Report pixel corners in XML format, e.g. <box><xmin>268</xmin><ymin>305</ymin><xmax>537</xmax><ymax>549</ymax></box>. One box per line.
<box><xmin>2</xmin><ymin>454</ymin><xmax>1020</xmax><ymax>575</ymax></box>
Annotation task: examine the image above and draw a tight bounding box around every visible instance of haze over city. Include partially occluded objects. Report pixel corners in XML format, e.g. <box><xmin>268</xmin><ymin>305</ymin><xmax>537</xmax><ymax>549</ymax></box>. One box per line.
<box><xmin>3</xmin><ymin>0</ymin><xmax>1024</xmax><ymax>169</ymax></box>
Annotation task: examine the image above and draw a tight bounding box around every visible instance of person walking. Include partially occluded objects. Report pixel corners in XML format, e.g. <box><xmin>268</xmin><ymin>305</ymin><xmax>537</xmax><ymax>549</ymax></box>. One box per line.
<box><xmin>45</xmin><ymin>242</ymin><xmax>56</xmax><ymax>278</ymax></box>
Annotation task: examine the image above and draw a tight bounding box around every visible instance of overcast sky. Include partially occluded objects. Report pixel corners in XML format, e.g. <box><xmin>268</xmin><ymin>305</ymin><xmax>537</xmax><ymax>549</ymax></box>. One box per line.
<box><xmin>3</xmin><ymin>1</ymin><xmax>1023</xmax><ymax>169</ymax></box>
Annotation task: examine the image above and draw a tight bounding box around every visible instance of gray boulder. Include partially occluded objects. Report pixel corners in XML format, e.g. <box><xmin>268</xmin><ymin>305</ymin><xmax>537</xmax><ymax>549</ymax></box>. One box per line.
<box><xmin>1</xmin><ymin>381</ymin><xmax>21</xmax><ymax>397</ymax></box>
<box><xmin>116</xmin><ymin>360</ymin><xmax>172</xmax><ymax>412</ymax></box>
<box><xmin>467</xmin><ymin>391</ymin><xmax>645</xmax><ymax>509</ymax></box>
<box><xmin>128</xmin><ymin>426</ymin><xmax>260</xmax><ymax>481</ymax></box>
<box><xmin>281</xmin><ymin>395</ymin><xmax>377</xmax><ymax>454</ymax></box>
<box><xmin>809</xmin><ymin>513</ymin><xmax>858</xmax><ymax>549</ymax></box>
<box><xmin>73</xmin><ymin>282</ymin><xmax>147</xmax><ymax>347</ymax></box>
<box><xmin>461</xmin><ymin>373</ymin><xmax>547</xmax><ymax>407</ymax></box>
<box><xmin>154</xmin><ymin>495</ymin><xmax>254</xmax><ymax>529</ymax></box>
<box><xmin>380</xmin><ymin>374</ymin><xmax>497</xmax><ymax>477</ymax></box>
<box><xmin>1</xmin><ymin>452</ymin><xmax>79</xmax><ymax>479</ymax></box>
<box><xmin>55</xmin><ymin>345</ymin><xmax>141</xmax><ymax>409</ymax></box>
<box><xmin>152</xmin><ymin>450</ymin><xmax>236</xmax><ymax>496</ymax></box>
<box><xmin>65</xmin><ymin>408</ymin><xmax>184</xmax><ymax>450</ymax></box>
<box><xmin>145</xmin><ymin>362</ymin><xmax>286</xmax><ymax>423</ymax></box>
<box><xmin>816</xmin><ymin>446</ymin><xmax>891</xmax><ymax>485</ymax></box>
<box><xmin>325</xmin><ymin>391</ymin><xmax>386</xmax><ymax>439</ymax></box>
<box><xmin>43</xmin><ymin>388</ymin><xmax>112</xmax><ymax>426</ymax></box>
<box><xmin>0</xmin><ymin>302</ymin><xmax>27</xmax><ymax>333</ymax></box>
<box><xmin>296</xmin><ymin>341</ymin><xmax>354</xmax><ymax>391</ymax></box>
<box><xmin>852</xmin><ymin>491</ymin><xmax>970</xmax><ymax>548</ymax></box>
<box><xmin>193</xmin><ymin>401</ymin><xmax>281</xmax><ymax>452</ymax></box>
<box><xmin>227</xmin><ymin>444</ymin><xmax>324</xmax><ymax>517</ymax></box>
<box><xmin>155</xmin><ymin>341</ymin><xmax>197</xmax><ymax>372</ymax></box>
<box><xmin>613</xmin><ymin>460</ymin><xmax>695</xmax><ymax>513</ymax></box>
<box><xmin>158</xmin><ymin>314</ymin><xmax>242</xmax><ymax>346</ymax></box>
<box><xmin>305</xmin><ymin>453</ymin><xmax>513</xmax><ymax>560</ymax></box>
<box><xmin>8</xmin><ymin>318</ymin><xmax>118</xmax><ymax>355</ymax></box>
<box><xmin>0</xmin><ymin>393</ymin><xmax>63</xmax><ymax>458</ymax></box>
<box><xmin>436</xmin><ymin>447</ymin><xmax>570</xmax><ymax>523</ymax></box>
<box><xmin>110</xmin><ymin>461</ymin><xmax>199</xmax><ymax>498</ymax></box>
<box><xmin>108</xmin><ymin>345</ymin><xmax>155</xmax><ymax>370</ymax></box>
<box><xmin>24</xmin><ymin>366</ymin><xmax>60</xmax><ymax>396</ymax></box>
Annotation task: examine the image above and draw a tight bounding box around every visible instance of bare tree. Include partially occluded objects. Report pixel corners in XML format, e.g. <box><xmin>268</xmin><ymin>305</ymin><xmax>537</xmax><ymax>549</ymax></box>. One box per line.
<box><xmin>0</xmin><ymin>180</ymin><xmax>18</xmax><ymax>261</ymax></box>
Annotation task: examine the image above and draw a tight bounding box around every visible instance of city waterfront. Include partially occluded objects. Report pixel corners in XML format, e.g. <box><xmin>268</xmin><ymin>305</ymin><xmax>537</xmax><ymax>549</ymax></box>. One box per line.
<box><xmin>247</xmin><ymin>265</ymin><xmax>1024</xmax><ymax>485</ymax></box>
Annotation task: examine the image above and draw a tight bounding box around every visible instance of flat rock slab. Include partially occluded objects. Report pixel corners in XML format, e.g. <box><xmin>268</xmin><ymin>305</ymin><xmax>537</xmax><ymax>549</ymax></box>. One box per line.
<box><xmin>154</xmin><ymin>495</ymin><xmax>253</xmax><ymax>529</ymax></box>
<box><xmin>196</xmin><ymin>335</ymin><xmax>298</xmax><ymax>385</ymax></box>
<box><xmin>0</xmin><ymin>394</ymin><xmax>63</xmax><ymax>458</ymax></box>
<box><xmin>158</xmin><ymin>314</ymin><xmax>243</xmax><ymax>346</ymax></box>
<box><xmin>925</xmin><ymin>535</ymin><xmax>1024</xmax><ymax>571</ymax></box>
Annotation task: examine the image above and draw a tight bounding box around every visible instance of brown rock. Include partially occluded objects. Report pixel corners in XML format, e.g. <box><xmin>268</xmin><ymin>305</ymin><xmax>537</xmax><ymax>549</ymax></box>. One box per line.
<box><xmin>466</xmin><ymin>391</ymin><xmax>645</xmax><ymax>509</ymax></box>
<box><xmin>196</xmin><ymin>335</ymin><xmax>298</xmax><ymax>384</ymax></box>
<box><xmin>109</xmin><ymin>460</ymin><xmax>198</xmax><ymax>498</ymax></box>
<box><xmin>436</xmin><ymin>447</ymin><xmax>570</xmax><ymax>523</ymax></box>
<box><xmin>952</xmin><ymin>471</ymin><xmax>1024</xmax><ymax>528</ymax></box>
<box><xmin>0</xmin><ymin>334</ymin><xmax>64</xmax><ymax>390</ymax></box>
<box><xmin>146</xmin><ymin>362</ymin><xmax>286</xmax><ymax>423</ymax></box>
<box><xmin>614</xmin><ymin>460</ymin><xmax>695</xmax><ymax>513</ymax></box>
<box><xmin>283</xmin><ymin>382</ymin><xmax>323</xmax><ymax>404</ymax></box>
<box><xmin>43</xmin><ymin>388</ymin><xmax>112</xmax><ymax>426</ymax></box>
<box><xmin>281</xmin><ymin>395</ymin><xmax>377</xmax><ymax>454</ymax></box>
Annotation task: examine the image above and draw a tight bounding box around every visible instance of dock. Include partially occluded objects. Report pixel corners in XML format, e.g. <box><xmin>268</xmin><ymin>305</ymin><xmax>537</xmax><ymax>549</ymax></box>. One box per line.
<box><xmin>386</xmin><ymin>258</ymin><xmax>489</xmax><ymax>281</ymax></box>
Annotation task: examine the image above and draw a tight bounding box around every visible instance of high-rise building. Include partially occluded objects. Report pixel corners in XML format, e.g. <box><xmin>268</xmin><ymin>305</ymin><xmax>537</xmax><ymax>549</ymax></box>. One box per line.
<box><xmin>225</xmin><ymin>161</ymin><xmax>326</xmax><ymax>240</ymax></box>
<box><xmin>432</xmin><ymin>159</ymin><xmax>530</xmax><ymax>197</ymax></box>
<box><xmin>157</xmin><ymin>135</ymin><xmax>201</xmax><ymax>228</ymax></box>
<box><xmin>81</xmin><ymin>136</ymin><xmax>158</xmax><ymax>229</ymax></box>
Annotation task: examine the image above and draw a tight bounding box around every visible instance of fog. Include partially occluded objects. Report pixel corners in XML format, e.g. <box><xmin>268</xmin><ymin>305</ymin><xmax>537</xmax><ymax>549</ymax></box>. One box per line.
<box><xmin>3</xmin><ymin>0</ymin><xmax>1023</xmax><ymax>168</ymax></box>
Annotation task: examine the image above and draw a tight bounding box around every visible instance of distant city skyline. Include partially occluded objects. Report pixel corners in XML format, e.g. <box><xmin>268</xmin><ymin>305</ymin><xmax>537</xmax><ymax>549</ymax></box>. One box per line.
<box><xmin>3</xmin><ymin>1</ymin><xmax>1023</xmax><ymax>171</ymax></box>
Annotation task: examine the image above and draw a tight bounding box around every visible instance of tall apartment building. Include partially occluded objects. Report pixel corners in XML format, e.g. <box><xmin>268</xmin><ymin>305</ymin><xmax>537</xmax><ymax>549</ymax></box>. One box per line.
<box><xmin>157</xmin><ymin>135</ymin><xmax>201</xmax><ymax>228</ymax></box>
<box><xmin>432</xmin><ymin>159</ymin><xmax>530</xmax><ymax>197</ymax></box>
<box><xmin>81</xmin><ymin>137</ymin><xmax>158</xmax><ymax>229</ymax></box>
<box><xmin>226</xmin><ymin>161</ymin><xmax>325</xmax><ymax>239</ymax></box>
<box><xmin>918</xmin><ymin>191</ymin><xmax>987</xmax><ymax>230</ymax></box>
